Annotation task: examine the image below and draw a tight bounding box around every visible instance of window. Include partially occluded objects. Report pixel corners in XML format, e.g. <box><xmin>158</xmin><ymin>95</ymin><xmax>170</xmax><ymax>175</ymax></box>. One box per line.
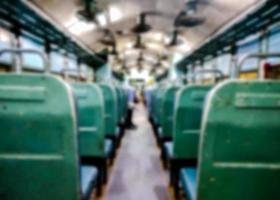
<box><xmin>237</xmin><ymin>38</ymin><xmax>260</xmax><ymax>71</ymax></box>
<box><xmin>267</xmin><ymin>24</ymin><xmax>280</xmax><ymax>64</ymax></box>
<box><xmin>87</xmin><ymin>67</ymin><xmax>94</xmax><ymax>82</ymax></box>
<box><xmin>203</xmin><ymin>59</ymin><xmax>214</xmax><ymax>80</ymax></box>
<box><xmin>80</xmin><ymin>64</ymin><xmax>89</xmax><ymax>79</ymax></box>
<box><xmin>216</xmin><ymin>54</ymin><xmax>231</xmax><ymax>76</ymax></box>
<box><xmin>67</xmin><ymin>56</ymin><xmax>78</xmax><ymax>76</ymax></box>
<box><xmin>20</xmin><ymin>37</ymin><xmax>44</xmax><ymax>70</ymax></box>
<box><xmin>50</xmin><ymin>52</ymin><xmax>65</xmax><ymax>73</ymax></box>
<box><xmin>0</xmin><ymin>28</ymin><xmax>12</xmax><ymax>65</ymax></box>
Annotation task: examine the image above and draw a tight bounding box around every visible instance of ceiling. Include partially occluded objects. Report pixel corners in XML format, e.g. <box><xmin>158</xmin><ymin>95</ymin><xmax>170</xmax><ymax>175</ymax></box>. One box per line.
<box><xmin>30</xmin><ymin>0</ymin><xmax>259</xmax><ymax>75</ymax></box>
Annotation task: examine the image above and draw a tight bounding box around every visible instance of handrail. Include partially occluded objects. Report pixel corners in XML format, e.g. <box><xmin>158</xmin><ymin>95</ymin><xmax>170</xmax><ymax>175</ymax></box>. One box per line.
<box><xmin>236</xmin><ymin>53</ymin><xmax>280</xmax><ymax>79</ymax></box>
<box><xmin>61</xmin><ymin>68</ymin><xmax>84</xmax><ymax>81</ymax></box>
<box><xmin>191</xmin><ymin>69</ymin><xmax>225</xmax><ymax>83</ymax></box>
<box><xmin>0</xmin><ymin>49</ymin><xmax>49</xmax><ymax>74</ymax></box>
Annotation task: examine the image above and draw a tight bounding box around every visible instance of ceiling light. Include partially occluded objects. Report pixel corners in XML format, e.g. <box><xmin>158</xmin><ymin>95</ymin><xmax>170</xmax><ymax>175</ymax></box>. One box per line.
<box><xmin>65</xmin><ymin>16</ymin><xmax>79</xmax><ymax>27</ymax></box>
<box><xmin>0</xmin><ymin>28</ymin><xmax>10</xmax><ymax>43</ymax></box>
<box><xmin>151</xmin><ymin>32</ymin><xmax>164</xmax><ymax>42</ymax></box>
<box><xmin>146</xmin><ymin>42</ymin><xmax>162</xmax><ymax>50</ymax></box>
<box><xmin>126</xmin><ymin>41</ymin><xmax>134</xmax><ymax>49</ymax></box>
<box><xmin>109</xmin><ymin>6</ymin><xmax>122</xmax><ymax>23</ymax></box>
<box><xmin>68</xmin><ymin>21</ymin><xmax>96</xmax><ymax>36</ymax></box>
<box><xmin>97</xmin><ymin>13</ymin><xmax>107</xmax><ymax>27</ymax></box>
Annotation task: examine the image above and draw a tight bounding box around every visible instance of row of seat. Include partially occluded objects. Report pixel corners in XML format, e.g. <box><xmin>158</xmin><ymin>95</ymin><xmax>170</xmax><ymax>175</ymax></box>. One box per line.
<box><xmin>148</xmin><ymin>78</ymin><xmax>280</xmax><ymax>200</ymax></box>
<box><xmin>0</xmin><ymin>73</ymin><xmax>129</xmax><ymax>200</ymax></box>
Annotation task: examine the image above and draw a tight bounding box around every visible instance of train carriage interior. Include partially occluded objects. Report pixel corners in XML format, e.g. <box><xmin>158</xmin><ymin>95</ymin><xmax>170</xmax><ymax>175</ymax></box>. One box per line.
<box><xmin>0</xmin><ymin>0</ymin><xmax>280</xmax><ymax>200</ymax></box>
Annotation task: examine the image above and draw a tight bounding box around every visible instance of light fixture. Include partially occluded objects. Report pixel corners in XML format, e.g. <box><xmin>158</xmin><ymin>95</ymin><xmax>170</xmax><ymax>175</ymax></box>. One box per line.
<box><xmin>146</xmin><ymin>42</ymin><xmax>162</xmax><ymax>50</ymax></box>
<box><xmin>68</xmin><ymin>21</ymin><xmax>96</xmax><ymax>36</ymax></box>
<box><xmin>0</xmin><ymin>28</ymin><xmax>10</xmax><ymax>43</ymax></box>
<box><xmin>176</xmin><ymin>42</ymin><xmax>191</xmax><ymax>53</ymax></box>
<box><xmin>97</xmin><ymin>13</ymin><xmax>107</xmax><ymax>27</ymax></box>
<box><xmin>109</xmin><ymin>6</ymin><xmax>122</xmax><ymax>23</ymax></box>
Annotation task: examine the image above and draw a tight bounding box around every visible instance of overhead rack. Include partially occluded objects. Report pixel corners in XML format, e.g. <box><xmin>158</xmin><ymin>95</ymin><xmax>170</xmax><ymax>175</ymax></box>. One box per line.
<box><xmin>177</xmin><ymin>0</ymin><xmax>280</xmax><ymax>71</ymax></box>
<box><xmin>0</xmin><ymin>0</ymin><xmax>106</xmax><ymax>68</ymax></box>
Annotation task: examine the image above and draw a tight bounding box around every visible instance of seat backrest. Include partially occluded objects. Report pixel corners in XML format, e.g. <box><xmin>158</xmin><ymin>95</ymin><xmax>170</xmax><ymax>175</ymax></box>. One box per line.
<box><xmin>150</xmin><ymin>89</ymin><xmax>158</xmax><ymax>122</ymax></box>
<box><xmin>162</xmin><ymin>86</ymin><xmax>179</xmax><ymax>138</ymax></box>
<box><xmin>155</xmin><ymin>88</ymin><xmax>166</xmax><ymax>126</ymax></box>
<box><xmin>0</xmin><ymin>74</ymin><xmax>80</xmax><ymax>200</ymax></box>
<box><xmin>115</xmin><ymin>87</ymin><xmax>123</xmax><ymax>123</ymax></box>
<box><xmin>145</xmin><ymin>88</ymin><xmax>154</xmax><ymax>113</ymax></box>
<box><xmin>99</xmin><ymin>84</ymin><xmax>117</xmax><ymax>136</ymax></box>
<box><xmin>197</xmin><ymin>80</ymin><xmax>280</xmax><ymax>200</ymax></box>
<box><xmin>72</xmin><ymin>83</ymin><xmax>105</xmax><ymax>157</ymax></box>
<box><xmin>173</xmin><ymin>84</ymin><xmax>212</xmax><ymax>159</ymax></box>
<box><xmin>120</xmin><ymin>88</ymin><xmax>128</xmax><ymax>119</ymax></box>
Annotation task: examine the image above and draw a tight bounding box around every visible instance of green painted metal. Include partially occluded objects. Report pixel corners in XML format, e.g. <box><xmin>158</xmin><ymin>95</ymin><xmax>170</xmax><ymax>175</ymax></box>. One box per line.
<box><xmin>197</xmin><ymin>80</ymin><xmax>280</xmax><ymax>200</ymax></box>
<box><xmin>0</xmin><ymin>74</ymin><xmax>80</xmax><ymax>200</ymax></box>
<box><xmin>161</xmin><ymin>86</ymin><xmax>179</xmax><ymax>139</ymax></box>
<box><xmin>173</xmin><ymin>84</ymin><xmax>212</xmax><ymax>159</ymax></box>
<box><xmin>115</xmin><ymin>87</ymin><xmax>128</xmax><ymax>124</ymax></box>
<box><xmin>154</xmin><ymin>88</ymin><xmax>166</xmax><ymax>126</ymax></box>
<box><xmin>99</xmin><ymin>84</ymin><xmax>118</xmax><ymax>136</ymax></box>
<box><xmin>114</xmin><ymin>86</ymin><xmax>123</xmax><ymax>123</ymax></box>
<box><xmin>72</xmin><ymin>83</ymin><xmax>105</xmax><ymax>157</ymax></box>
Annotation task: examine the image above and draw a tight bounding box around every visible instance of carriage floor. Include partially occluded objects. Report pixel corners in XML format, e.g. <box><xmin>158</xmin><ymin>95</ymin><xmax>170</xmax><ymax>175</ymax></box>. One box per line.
<box><xmin>97</xmin><ymin>103</ymin><xmax>171</xmax><ymax>200</ymax></box>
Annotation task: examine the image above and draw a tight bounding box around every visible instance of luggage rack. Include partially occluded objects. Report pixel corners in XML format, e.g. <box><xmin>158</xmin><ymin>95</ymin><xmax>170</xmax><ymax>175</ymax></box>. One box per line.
<box><xmin>176</xmin><ymin>0</ymin><xmax>280</xmax><ymax>72</ymax></box>
<box><xmin>0</xmin><ymin>0</ymin><xmax>106</xmax><ymax>68</ymax></box>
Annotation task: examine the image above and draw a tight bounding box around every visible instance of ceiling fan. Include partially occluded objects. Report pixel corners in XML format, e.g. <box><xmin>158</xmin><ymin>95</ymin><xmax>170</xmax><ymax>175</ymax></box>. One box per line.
<box><xmin>76</xmin><ymin>0</ymin><xmax>103</xmax><ymax>24</ymax></box>
<box><xmin>174</xmin><ymin>0</ymin><xmax>208</xmax><ymax>28</ymax></box>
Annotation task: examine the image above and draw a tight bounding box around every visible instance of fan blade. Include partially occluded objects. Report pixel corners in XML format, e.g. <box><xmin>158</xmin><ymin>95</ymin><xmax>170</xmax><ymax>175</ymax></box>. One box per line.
<box><xmin>174</xmin><ymin>13</ymin><xmax>206</xmax><ymax>27</ymax></box>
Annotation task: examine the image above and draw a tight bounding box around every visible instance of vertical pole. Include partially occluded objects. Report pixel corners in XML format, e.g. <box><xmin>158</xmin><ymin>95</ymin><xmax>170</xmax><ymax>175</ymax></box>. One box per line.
<box><xmin>258</xmin><ymin>29</ymin><xmax>268</xmax><ymax>80</ymax></box>
<box><xmin>44</xmin><ymin>38</ymin><xmax>51</xmax><ymax>74</ymax></box>
<box><xmin>77</xmin><ymin>57</ymin><xmax>81</xmax><ymax>82</ymax></box>
<box><xmin>11</xmin><ymin>29</ymin><xmax>21</xmax><ymax>74</ymax></box>
<box><xmin>199</xmin><ymin>59</ymin><xmax>204</xmax><ymax>84</ymax></box>
<box><xmin>230</xmin><ymin>45</ymin><xmax>237</xmax><ymax>79</ymax></box>
<box><xmin>63</xmin><ymin>52</ymin><xmax>69</xmax><ymax>80</ymax></box>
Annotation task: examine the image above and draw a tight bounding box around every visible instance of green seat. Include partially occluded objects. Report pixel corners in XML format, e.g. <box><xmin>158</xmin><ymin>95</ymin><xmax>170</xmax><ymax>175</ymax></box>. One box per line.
<box><xmin>161</xmin><ymin>86</ymin><xmax>179</xmax><ymax>140</ymax></box>
<box><xmin>72</xmin><ymin>83</ymin><xmax>105</xmax><ymax>158</ymax></box>
<box><xmin>81</xmin><ymin>166</ymin><xmax>98</xmax><ymax>200</ymax></box>
<box><xmin>154</xmin><ymin>88</ymin><xmax>166</xmax><ymax>127</ymax></box>
<box><xmin>0</xmin><ymin>74</ymin><xmax>80</xmax><ymax>200</ymax></box>
<box><xmin>99</xmin><ymin>84</ymin><xmax>118</xmax><ymax>138</ymax></box>
<box><xmin>99</xmin><ymin>84</ymin><xmax>118</xmax><ymax>156</ymax></box>
<box><xmin>164</xmin><ymin>141</ymin><xmax>173</xmax><ymax>158</ymax></box>
<box><xmin>180</xmin><ymin>168</ymin><xmax>197</xmax><ymax>200</ymax></box>
<box><xmin>170</xmin><ymin>84</ymin><xmax>212</xmax><ymax>195</ymax></box>
<box><xmin>173</xmin><ymin>85</ymin><xmax>212</xmax><ymax>160</ymax></box>
<box><xmin>105</xmin><ymin>139</ymin><xmax>113</xmax><ymax>158</ymax></box>
<box><xmin>194</xmin><ymin>80</ymin><xmax>280</xmax><ymax>200</ymax></box>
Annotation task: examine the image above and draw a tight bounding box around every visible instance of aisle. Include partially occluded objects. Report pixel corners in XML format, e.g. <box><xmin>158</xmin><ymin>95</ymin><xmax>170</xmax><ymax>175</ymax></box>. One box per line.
<box><xmin>103</xmin><ymin>103</ymin><xmax>171</xmax><ymax>200</ymax></box>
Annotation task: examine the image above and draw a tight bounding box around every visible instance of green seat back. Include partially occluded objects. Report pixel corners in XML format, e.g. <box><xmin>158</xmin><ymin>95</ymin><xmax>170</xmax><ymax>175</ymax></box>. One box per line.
<box><xmin>197</xmin><ymin>80</ymin><xmax>280</xmax><ymax>200</ymax></box>
<box><xmin>150</xmin><ymin>89</ymin><xmax>158</xmax><ymax>122</ymax></box>
<box><xmin>173</xmin><ymin>84</ymin><xmax>212</xmax><ymax>159</ymax></box>
<box><xmin>0</xmin><ymin>74</ymin><xmax>80</xmax><ymax>200</ymax></box>
<box><xmin>72</xmin><ymin>83</ymin><xmax>105</xmax><ymax>157</ymax></box>
<box><xmin>162</xmin><ymin>86</ymin><xmax>179</xmax><ymax>138</ymax></box>
<box><xmin>115</xmin><ymin>87</ymin><xmax>123</xmax><ymax>123</ymax></box>
<box><xmin>120</xmin><ymin>88</ymin><xmax>128</xmax><ymax>119</ymax></box>
<box><xmin>99</xmin><ymin>84</ymin><xmax>117</xmax><ymax>136</ymax></box>
<box><xmin>155</xmin><ymin>88</ymin><xmax>166</xmax><ymax>126</ymax></box>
